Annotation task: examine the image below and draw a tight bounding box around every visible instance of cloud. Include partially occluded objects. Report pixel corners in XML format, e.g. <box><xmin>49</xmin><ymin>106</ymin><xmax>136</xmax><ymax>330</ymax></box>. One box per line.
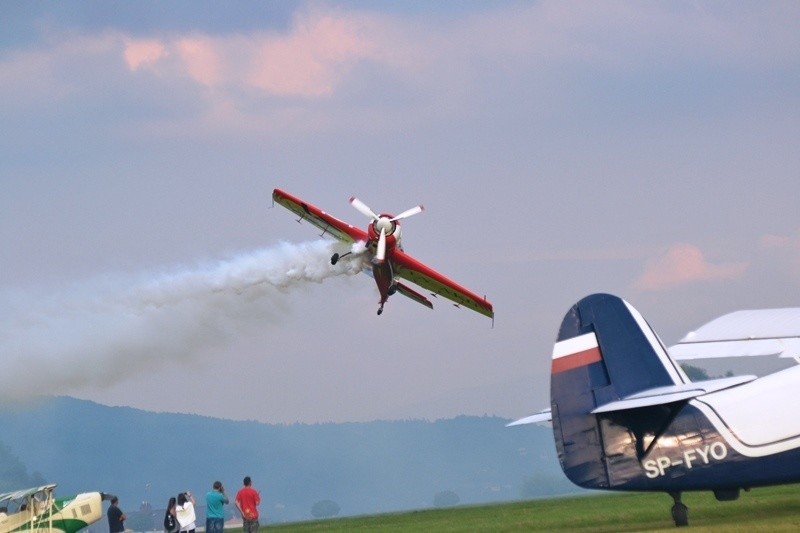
<box><xmin>247</xmin><ymin>12</ymin><xmax>376</xmax><ymax>97</ymax></box>
<box><xmin>632</xmin><ymin>243</ymin><xmax>747</xmax><ymax>292</ymax></box>
<box><xmin>175</xmin><ymin>36</ymin><xmax>222</xmax><ymax>87</ymax></box>
<box><xmin>760</xmin><ymin>232</ymin><xmax>800</xmax><ymax>251</ymax></box>
<box><xmin>759</xmin><ymin>230</ymin><xmax>800</xmax><ymax>277</ymax></box>
<box><xmin>3</xmin><ymin>2</ymin><xmax>800</xmax><ymax>137</ymax></box>
<box><xmin>123</xmin><ymin>38</ymin><xmax>166</xmax><ymax>71</ymax></box>
<box><xmin>119</xmin><ymin>10</ymin><xmax>378</xmax><ymax>98</ymax></box>
<box><xmin>0</xmin><ymin>32</ymin><xmax>120</xmax><ymax>107</ymax></box>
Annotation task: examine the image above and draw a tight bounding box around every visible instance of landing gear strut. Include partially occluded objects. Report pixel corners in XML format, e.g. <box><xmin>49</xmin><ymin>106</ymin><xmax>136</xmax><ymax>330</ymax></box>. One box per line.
<box><xmin>331</xmin><ymin>252</ymin><xmax>352</xmax><ymax>265</ymax></box>
<box><xmin>669</xmin><ymin>492</ymin><xmax>689</xmax><ymax>527</ymax></box>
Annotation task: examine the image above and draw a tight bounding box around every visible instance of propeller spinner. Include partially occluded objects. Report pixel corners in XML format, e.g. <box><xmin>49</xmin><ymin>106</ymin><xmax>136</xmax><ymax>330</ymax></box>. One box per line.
<box><xmin>349</xmin><ymin>197</ymin><xmax>424</xmax><ymax>262</ymax></box>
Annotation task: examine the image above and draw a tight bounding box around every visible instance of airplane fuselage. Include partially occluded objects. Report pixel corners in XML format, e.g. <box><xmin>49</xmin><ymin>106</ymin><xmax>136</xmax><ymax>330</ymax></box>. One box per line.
<box><xmin>570</xmin><ymin>395</ymin><xmax>800</xmax><ymax>494</ymax></box>
<box><xmin>550</xmin><ymin>294</ymin><xmax>800</xmax><ymax>499</ymax></box>
<box><xmin>365</xmin><ymin>214</ymin><xmax>402</xmax><ymax>311</ymax></box>
<box><xmin>0</xmin><ymin>491</ymin><xmax>104</xmax><ymax>533</ymax></box>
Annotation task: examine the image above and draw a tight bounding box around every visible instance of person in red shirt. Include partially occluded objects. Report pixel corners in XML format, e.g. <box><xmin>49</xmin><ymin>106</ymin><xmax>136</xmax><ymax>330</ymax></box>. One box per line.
<box><xmin>234</xmin><ymin>476</ymin><xmax>261</xmax><ymax>532</ymax></box>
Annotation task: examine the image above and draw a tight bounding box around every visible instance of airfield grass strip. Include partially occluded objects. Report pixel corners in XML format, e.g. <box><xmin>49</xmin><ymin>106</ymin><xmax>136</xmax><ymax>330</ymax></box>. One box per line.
<box><xmin>234</xmin><ymin>483</ymin><xmax>800</xmax><ymax>531</ymax></box>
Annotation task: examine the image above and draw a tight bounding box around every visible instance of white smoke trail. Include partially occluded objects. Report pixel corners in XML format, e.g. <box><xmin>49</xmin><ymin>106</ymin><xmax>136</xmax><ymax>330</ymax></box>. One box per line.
<box><xmin>0</xmin><ymin>240</ymin><xmax>365</xmax><ymax>399</ymax></box>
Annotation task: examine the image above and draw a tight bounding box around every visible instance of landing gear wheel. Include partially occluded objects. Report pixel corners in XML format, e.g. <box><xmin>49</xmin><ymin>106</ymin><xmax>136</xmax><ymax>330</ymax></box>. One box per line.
<box><xmin>377</xmin><ymin>308</ymin><xmax>383</xmax><ymax>315</ymax></box>
<box><xmin>671</xmin><ymin>503</ymin><xmax>688</xmax><ymax>527</ymax></box>
<box><xmin>331</xmin><ymin>253</ymin><xmax>340</xmax><ymax>265</ymax></box>
<box><xmin>388</xmin><ymin>284</ymin><xmax>397</xmax><ymax>296</ymax></box>
<box><xmin>669</xmin><ymin>492</ymin><xmax>689</xmax><ymax>527</ymax></box>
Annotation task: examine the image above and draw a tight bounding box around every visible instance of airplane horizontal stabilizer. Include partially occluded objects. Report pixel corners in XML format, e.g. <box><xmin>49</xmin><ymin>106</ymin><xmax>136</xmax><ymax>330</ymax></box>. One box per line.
<box><xmin>591</xmin><ymin>375</ymin><xmax>756</xmax><ymax>414</ymax></box>
<box><xmin>506</xmin><ymin>408</ymin><xmax>552</xmax><ymax>427</ymax></box>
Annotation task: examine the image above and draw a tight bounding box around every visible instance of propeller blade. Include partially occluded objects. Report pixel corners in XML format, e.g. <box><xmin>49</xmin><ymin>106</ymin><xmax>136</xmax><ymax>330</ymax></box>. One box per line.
<box><xmin>376</xmin><ymin>227</ymin><xmax>387</xmax><ymax>262</ymax></box>
<box><xmin>350</xmin><ymin>197</ymin><xmax>379</xmax><ymax>220</ymax></box>
<box><xmin>391</xmin><ymin>205</ymin><xmax>424</xmax><ymax>221</ymax></box>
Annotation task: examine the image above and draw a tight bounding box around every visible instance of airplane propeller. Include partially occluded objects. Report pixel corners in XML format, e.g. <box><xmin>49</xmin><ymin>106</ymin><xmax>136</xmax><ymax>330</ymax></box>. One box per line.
<box><xmin>376</xmin><ymin>227</ymin><xmax>387</xmax><ymax>261</ymax></box>
<box><xmin>349</xmin><ymin>197</ymin><xmax>424</xmax><ymax>262</ymax></box>
<box><xmin>391</xmin><ymin>205</ymin><xmax>424</xmax><ymax>221</ymax></box>
<box><xmin>349</xmin><ymin>197</ymin><xmax>380</xmax><ymax>221</ymax></box>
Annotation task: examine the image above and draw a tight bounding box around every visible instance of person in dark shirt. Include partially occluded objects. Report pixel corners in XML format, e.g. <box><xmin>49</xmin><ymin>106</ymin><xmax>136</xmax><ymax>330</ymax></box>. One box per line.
<box><xmin>107</xmin><ymin>496</ymin><xmax>126</xmax><ymax>533</ymax></box>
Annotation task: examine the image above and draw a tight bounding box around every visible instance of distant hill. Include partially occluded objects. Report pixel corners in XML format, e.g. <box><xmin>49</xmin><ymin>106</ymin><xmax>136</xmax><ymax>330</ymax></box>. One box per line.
<box><xmin>0</xmin><ymin>397</ymin><xmax>577</xmax><ymax>524</ymax></box>
<box><xmin>0</xmin><ymin>441</ymin><xmax>46</xmax><ymax>492</ymax></box>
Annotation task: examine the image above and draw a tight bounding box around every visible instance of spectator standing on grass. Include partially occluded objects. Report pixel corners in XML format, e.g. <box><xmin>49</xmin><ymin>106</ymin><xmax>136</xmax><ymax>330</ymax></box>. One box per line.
<box><xmin>235</xmin><ymin>476</ymin><xmax>262</xmax><ymax>532</ymax></box>
<box><xmin>176</xmin><ymin>492</ymin><xmax>196</xmax><ymax>533</ymax></box>
<box><xmin>163</xmin><ymin>496</ymin><xmax>179</xmax><ymax>533</ymax></box>
<box><xmin>206</xmin><ymin>481</ymin><xmax>229</xmax><ymax>533</ymax></box>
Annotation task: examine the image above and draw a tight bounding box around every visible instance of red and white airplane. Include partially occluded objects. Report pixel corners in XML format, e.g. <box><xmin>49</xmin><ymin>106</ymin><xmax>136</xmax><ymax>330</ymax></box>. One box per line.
<box><xmin>272</xmin><ymin>188</ymin><xmax>494</xmax><ymax>319</ymax></box>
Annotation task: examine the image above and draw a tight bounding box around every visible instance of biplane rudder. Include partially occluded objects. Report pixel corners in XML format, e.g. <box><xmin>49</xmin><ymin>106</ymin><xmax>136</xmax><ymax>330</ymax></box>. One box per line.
<box><xmin>549</xmin><ymin>293</ymin><xmax>689</xmax><ymax>489</ymax></box>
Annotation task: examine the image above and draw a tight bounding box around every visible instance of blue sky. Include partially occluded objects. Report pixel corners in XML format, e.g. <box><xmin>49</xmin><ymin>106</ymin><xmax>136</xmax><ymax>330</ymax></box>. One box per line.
<box><xmin>1</xmin><ymin>1</ymin><xmax>799</xmax><ymax>423</ymax></box>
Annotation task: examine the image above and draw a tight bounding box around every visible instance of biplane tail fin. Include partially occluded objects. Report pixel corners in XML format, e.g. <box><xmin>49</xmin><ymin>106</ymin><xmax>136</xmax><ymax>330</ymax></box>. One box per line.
<box><xmin>549</xmin><ymin>293</ymin><xmax>690</xmax><ymax>488</ymax></box>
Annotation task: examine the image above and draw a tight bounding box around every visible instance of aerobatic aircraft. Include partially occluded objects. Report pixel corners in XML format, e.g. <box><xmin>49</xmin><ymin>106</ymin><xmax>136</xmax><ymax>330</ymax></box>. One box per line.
<box><xmin>0</xmin><ymin>484</ymin><xmax>111</xmax><ymax>533</ymax></box>
<box><xmin>272</xmin><ymin>188</ymin><xmax>493</xmax><ymax>319</ymax></box>
<box><xmin>510</xmin><ymin>293</ymin><xmax>800</xmax><ymax>527</ymax></box>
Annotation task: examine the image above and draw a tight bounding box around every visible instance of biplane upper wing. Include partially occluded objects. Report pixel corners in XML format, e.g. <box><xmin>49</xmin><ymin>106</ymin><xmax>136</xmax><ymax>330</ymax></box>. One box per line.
<box><xmin>393</xmin><ymin>250</ymin><xmax>494</xmax><ymax>319</ymax></box>
<box><xmin>0</xmin><ymin>484</ymin><xmax>57</xmax><ymax>504</ymax></box>
<box><xmin>272</xmin><ymin>189</ymin><xmax>367</xmax><ymax>244</ymax></box>
<box><xmin>669</xmin><ymin>307</ymin><xmax>800</xmax><ymax>362</ymax></box>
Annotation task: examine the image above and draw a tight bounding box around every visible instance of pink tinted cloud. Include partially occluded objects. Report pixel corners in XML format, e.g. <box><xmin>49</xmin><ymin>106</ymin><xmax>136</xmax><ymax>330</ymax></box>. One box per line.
<box><xmin>759</xmin><ymin>231</ymin><xmax>800</xmax><ymax>275</ymax></box>
<box><xmin>176</xmin><ymin>37</ymin><xmax>221</xmax><ymax>87</ymax></box>
<box><xmin>633</xmin><ymin>244</ymin><xmax>747</xmax><ymax>292</ymax></box>
<box><xmin>121</xmin><ymin>11</ymin><xmax>377</xmax><ymax>98</ymax></box>
<box><xmin>760</xmin><ymin>233</ymin><xmax>798</xmax><ymax>250</ymax></box>
<box><xmin>123</xmin><ymin>39</ymin><xmax>166</xmax><ymax>71</ymax></box>
<box><xmin>248</xmin><ymin>12</ymin><xmax>374</xmax><ymax>97</ymax></box>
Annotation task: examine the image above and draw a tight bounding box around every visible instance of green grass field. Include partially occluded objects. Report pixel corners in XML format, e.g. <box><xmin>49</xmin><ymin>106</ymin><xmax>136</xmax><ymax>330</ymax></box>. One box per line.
<box><xmin>239</xmin><ymin>483</ymin><xmax>800</xmax><ymax>531</ymax></box>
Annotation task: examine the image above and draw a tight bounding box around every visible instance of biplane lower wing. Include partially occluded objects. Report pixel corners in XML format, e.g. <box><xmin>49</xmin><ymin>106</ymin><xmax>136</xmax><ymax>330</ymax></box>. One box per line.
<box><xmin>272</xmin><ymin>189</ymin><xmax>366</xmax><ymax>244</ymax></box>
<box><xmin>393</xmin><ymin>251</ymin><xmax>494</xmax><ymax>319</ymax></box>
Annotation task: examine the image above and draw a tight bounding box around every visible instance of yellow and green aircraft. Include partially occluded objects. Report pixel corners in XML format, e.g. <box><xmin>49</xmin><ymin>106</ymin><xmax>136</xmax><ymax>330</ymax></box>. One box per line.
<box><xmin>0</xmin><ymin>484</ymin><xmax>111</xmax><ymax>533</ymax></box>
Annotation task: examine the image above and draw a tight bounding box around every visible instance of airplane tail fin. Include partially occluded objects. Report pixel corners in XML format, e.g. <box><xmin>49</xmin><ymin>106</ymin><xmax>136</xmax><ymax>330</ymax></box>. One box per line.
<box><xmin>550</xmin><ymin>293</ymin><xmax>690</xmax><ymax>489</ymax></box>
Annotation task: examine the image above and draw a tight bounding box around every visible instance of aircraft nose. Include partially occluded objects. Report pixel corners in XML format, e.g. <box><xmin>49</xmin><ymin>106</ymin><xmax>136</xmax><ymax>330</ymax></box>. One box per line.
<box><xmin>376</xmin><ymin>217</ymin><xmax>394</xmax><ymax>235</ymax></box>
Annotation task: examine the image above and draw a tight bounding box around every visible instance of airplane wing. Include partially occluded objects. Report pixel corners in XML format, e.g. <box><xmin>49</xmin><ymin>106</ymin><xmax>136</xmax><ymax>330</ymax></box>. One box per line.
<box><xmin>669</xmin><ymin>308</ymin><xmax>800</xmax><ymax>362</ymax></box>
<box><xmin>506</xmin><ymin>408</ymin><xmax>552</xmax><ymax>427</ymax></box>
<box><xmin>0</xmin><ymin>484</ymin><xmax>57</xmax><ymax>503</ymax></box>
<box><xmin>272</xmin><ymin>189</ymin><xmax>368</xmax><ymax>244</ymax></box>
<box><xmin>392</xmin><ymin>250</ymin><xmax>494</xmax><ymax>319</ymax></box>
